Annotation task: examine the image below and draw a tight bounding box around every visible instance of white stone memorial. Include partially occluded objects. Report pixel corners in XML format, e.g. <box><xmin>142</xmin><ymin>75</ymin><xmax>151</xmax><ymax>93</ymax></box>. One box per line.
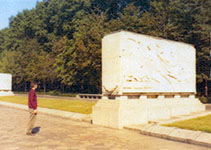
<box><xmin>0</xmin><ymin>73</ymin><xmax>14</xmax><ymax>96</ymax></box>
<box><xmin>92</xmin><ymin>31</ymin><xmax>205</xmax><ymax>129</ymax></box>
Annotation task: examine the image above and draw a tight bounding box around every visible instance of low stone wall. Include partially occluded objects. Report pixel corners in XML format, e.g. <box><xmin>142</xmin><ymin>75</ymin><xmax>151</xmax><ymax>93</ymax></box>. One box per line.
<box><xmin>77</xmin><ymin>94</ymin><xmax>102</xmax><ymax>99</ymax></box>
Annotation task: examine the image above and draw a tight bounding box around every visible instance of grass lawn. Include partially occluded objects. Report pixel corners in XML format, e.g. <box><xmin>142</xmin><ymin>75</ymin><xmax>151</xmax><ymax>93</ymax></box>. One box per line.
<box><xmin>163</xmin><ymin>115</ymin><xmax>211</xmax><ymax>133</ymax></box>
<box><xmin>0</xmin><ymin>96</ymin><xmax>96</xmax><ymax>114</ymax></box>
<box><xmin>14</xmin><ymin>91</ymin><xmax>77</xmax><ymax>97</ymax></box>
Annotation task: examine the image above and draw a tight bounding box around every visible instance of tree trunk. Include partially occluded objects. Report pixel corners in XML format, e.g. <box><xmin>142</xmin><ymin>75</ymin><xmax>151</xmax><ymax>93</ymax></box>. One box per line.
<box><xmin>205</xmin><ymin>80</ymin><xmax>208</xmax><ymax>97</ymax></box>
<box><xmin>62</xmin><ymin>84</ymin><xmax>65</xmax><ymax>93</ymax></box>
<box><xmin>43</xmin><ymin>81</ymin><xmax>46</xmax><ymax>93</ymax></box>
<box><xmin>25</xmin><ymin>81</ymin><xmax>27</xmax><ymax>92</ymax></box>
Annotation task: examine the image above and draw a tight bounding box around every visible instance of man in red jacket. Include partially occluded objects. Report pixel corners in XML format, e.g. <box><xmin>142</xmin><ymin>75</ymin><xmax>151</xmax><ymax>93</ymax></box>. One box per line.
<box><xmin>26</xmin><ymin>81</ymin><xmax>38</xmax><ymax>135</ymax></box>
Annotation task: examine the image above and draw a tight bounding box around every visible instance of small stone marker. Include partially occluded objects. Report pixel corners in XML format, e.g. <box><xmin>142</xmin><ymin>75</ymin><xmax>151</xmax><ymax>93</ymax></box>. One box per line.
<box><xmin>0</xmin><ymin>73</ymin><xmax>14</xmax><ymax>96</ymax></box>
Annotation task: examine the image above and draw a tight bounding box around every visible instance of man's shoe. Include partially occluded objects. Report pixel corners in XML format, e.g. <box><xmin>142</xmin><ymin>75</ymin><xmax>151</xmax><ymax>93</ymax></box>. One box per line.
<box><xmin>26</xmin><ymin>132</ymin><xmax>35</xmax><ymax>136</ymax></box>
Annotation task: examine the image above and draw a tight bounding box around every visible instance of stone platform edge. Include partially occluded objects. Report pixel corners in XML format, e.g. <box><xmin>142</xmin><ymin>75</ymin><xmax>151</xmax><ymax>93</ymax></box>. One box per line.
<box><xmin>0</xmin><ymin>101</ymin><xmax>91</xmax><ymax>123</ymax></box>
<box><xmin>125</xmin><ymin>123</ymin><xmax>211</xmax><ymax>148</ymax></box>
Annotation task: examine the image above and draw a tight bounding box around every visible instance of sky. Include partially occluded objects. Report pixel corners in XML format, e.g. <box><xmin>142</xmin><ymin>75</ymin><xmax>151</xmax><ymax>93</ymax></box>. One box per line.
<box><xmin>0</xmin><ymin>0</ymin><xmax>41</xmax><ymax>30</ymax></box>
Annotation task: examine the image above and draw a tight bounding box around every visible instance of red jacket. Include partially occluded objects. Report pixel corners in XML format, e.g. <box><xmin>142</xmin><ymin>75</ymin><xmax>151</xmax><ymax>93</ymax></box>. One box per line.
<box><xmin>28</xmin><ymin>89</ymin><xmax>37</xmax><ymax>109</ymax></box>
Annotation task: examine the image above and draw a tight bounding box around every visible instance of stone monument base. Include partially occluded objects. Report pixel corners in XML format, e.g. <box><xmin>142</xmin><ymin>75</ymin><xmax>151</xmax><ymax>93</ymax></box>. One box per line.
<box><xmin>92</xmin><ymin>97</ymin><xmax>205</xmax><ymax>129</ymax></box>
<box><xmin>0</xmin><ymin>91</ymin><xmax>14</xmax><ymax>96</ymax></box>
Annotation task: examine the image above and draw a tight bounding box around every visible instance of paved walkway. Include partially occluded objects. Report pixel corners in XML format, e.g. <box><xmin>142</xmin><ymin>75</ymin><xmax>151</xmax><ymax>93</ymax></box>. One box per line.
<box><xmin>0</xmin><ymin>106</ymin><xmax>211</xmax><ymax>150</ymax></box>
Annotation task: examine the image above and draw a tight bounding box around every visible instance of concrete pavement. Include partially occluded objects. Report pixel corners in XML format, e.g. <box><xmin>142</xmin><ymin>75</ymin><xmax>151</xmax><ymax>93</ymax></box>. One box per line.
<box><xmin>1</xmin><ymin>106</ymin><xmax>211</xmax><ymax>150</ymax></box>
<box><xmin>0</xmin><ymin>101</ymin><xmax>91</xmax><ymax>123</ymax></box>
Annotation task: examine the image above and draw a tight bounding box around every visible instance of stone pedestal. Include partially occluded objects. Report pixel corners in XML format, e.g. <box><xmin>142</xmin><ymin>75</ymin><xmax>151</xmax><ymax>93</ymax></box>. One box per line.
<box><xmin>0</xmin><ymin>73</ymin><xmax>14</xmax><ymax>96</ymax></box>
<box><xmin>92</xmin><ymin>99</ymin><xmax>148</xmax><ymax>129</ymax></box>
<box><xmin>92</xmin><ymin>97</ymin><xmax>205</xmax><ymax>129</ymax></box>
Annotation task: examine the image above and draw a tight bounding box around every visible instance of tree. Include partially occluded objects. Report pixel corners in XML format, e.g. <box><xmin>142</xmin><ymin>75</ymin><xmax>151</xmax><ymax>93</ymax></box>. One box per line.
<box><xmin>25</xmin><ymin>51</ymin><xmax>56</xmax><ymax>92</ymax></box>
<box><xmin>106</xmin><ymin>3</ymin><xmax>142</xmax><ymax>33</ymax></box>
<box><xmin>0</xmin><ymin>50</ymin><xmax>25</xmax><ymax>90</ymax></box>
<box><xmin>193</xmin><ymin>0</ymin><xmax>211</xmax><ymax>97</ymax></box>
<box><xmin>54</xmin><ymin>11</ymin><xmax>107</xmax><ymax>93</ymax></box>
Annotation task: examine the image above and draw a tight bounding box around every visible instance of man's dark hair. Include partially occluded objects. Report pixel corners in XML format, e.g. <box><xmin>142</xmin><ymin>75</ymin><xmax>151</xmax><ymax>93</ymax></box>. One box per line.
<box><xmin>30</xmin><ymin>81</ymin><xmax>37</xmax><ymax>89</ymax></box>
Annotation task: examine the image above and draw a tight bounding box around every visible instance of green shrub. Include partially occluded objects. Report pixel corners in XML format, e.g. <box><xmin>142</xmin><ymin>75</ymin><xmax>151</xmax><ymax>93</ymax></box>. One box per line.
<box><xmin>48</xmin><ymin>90</ymin><xmax>61</xmax><ymax>96</ymax></box>
<box><xmin>208</xmin><ymin>97</ymin><xmax>211</xmax><ymax>103</ymax></box>
<box><xmin>48</xmin><ymin>91</ymin><xmax>77</xmax><ymax>97</ymax></box>
<box><xmin>199</xmin><ymin>97</ymin><xmax>208</xmax><ymax>103</ymax></box>
<box><xmin>199</xmin><ymin>97</ymin><xmax>211</xmax><ymax>103</ymax></box>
